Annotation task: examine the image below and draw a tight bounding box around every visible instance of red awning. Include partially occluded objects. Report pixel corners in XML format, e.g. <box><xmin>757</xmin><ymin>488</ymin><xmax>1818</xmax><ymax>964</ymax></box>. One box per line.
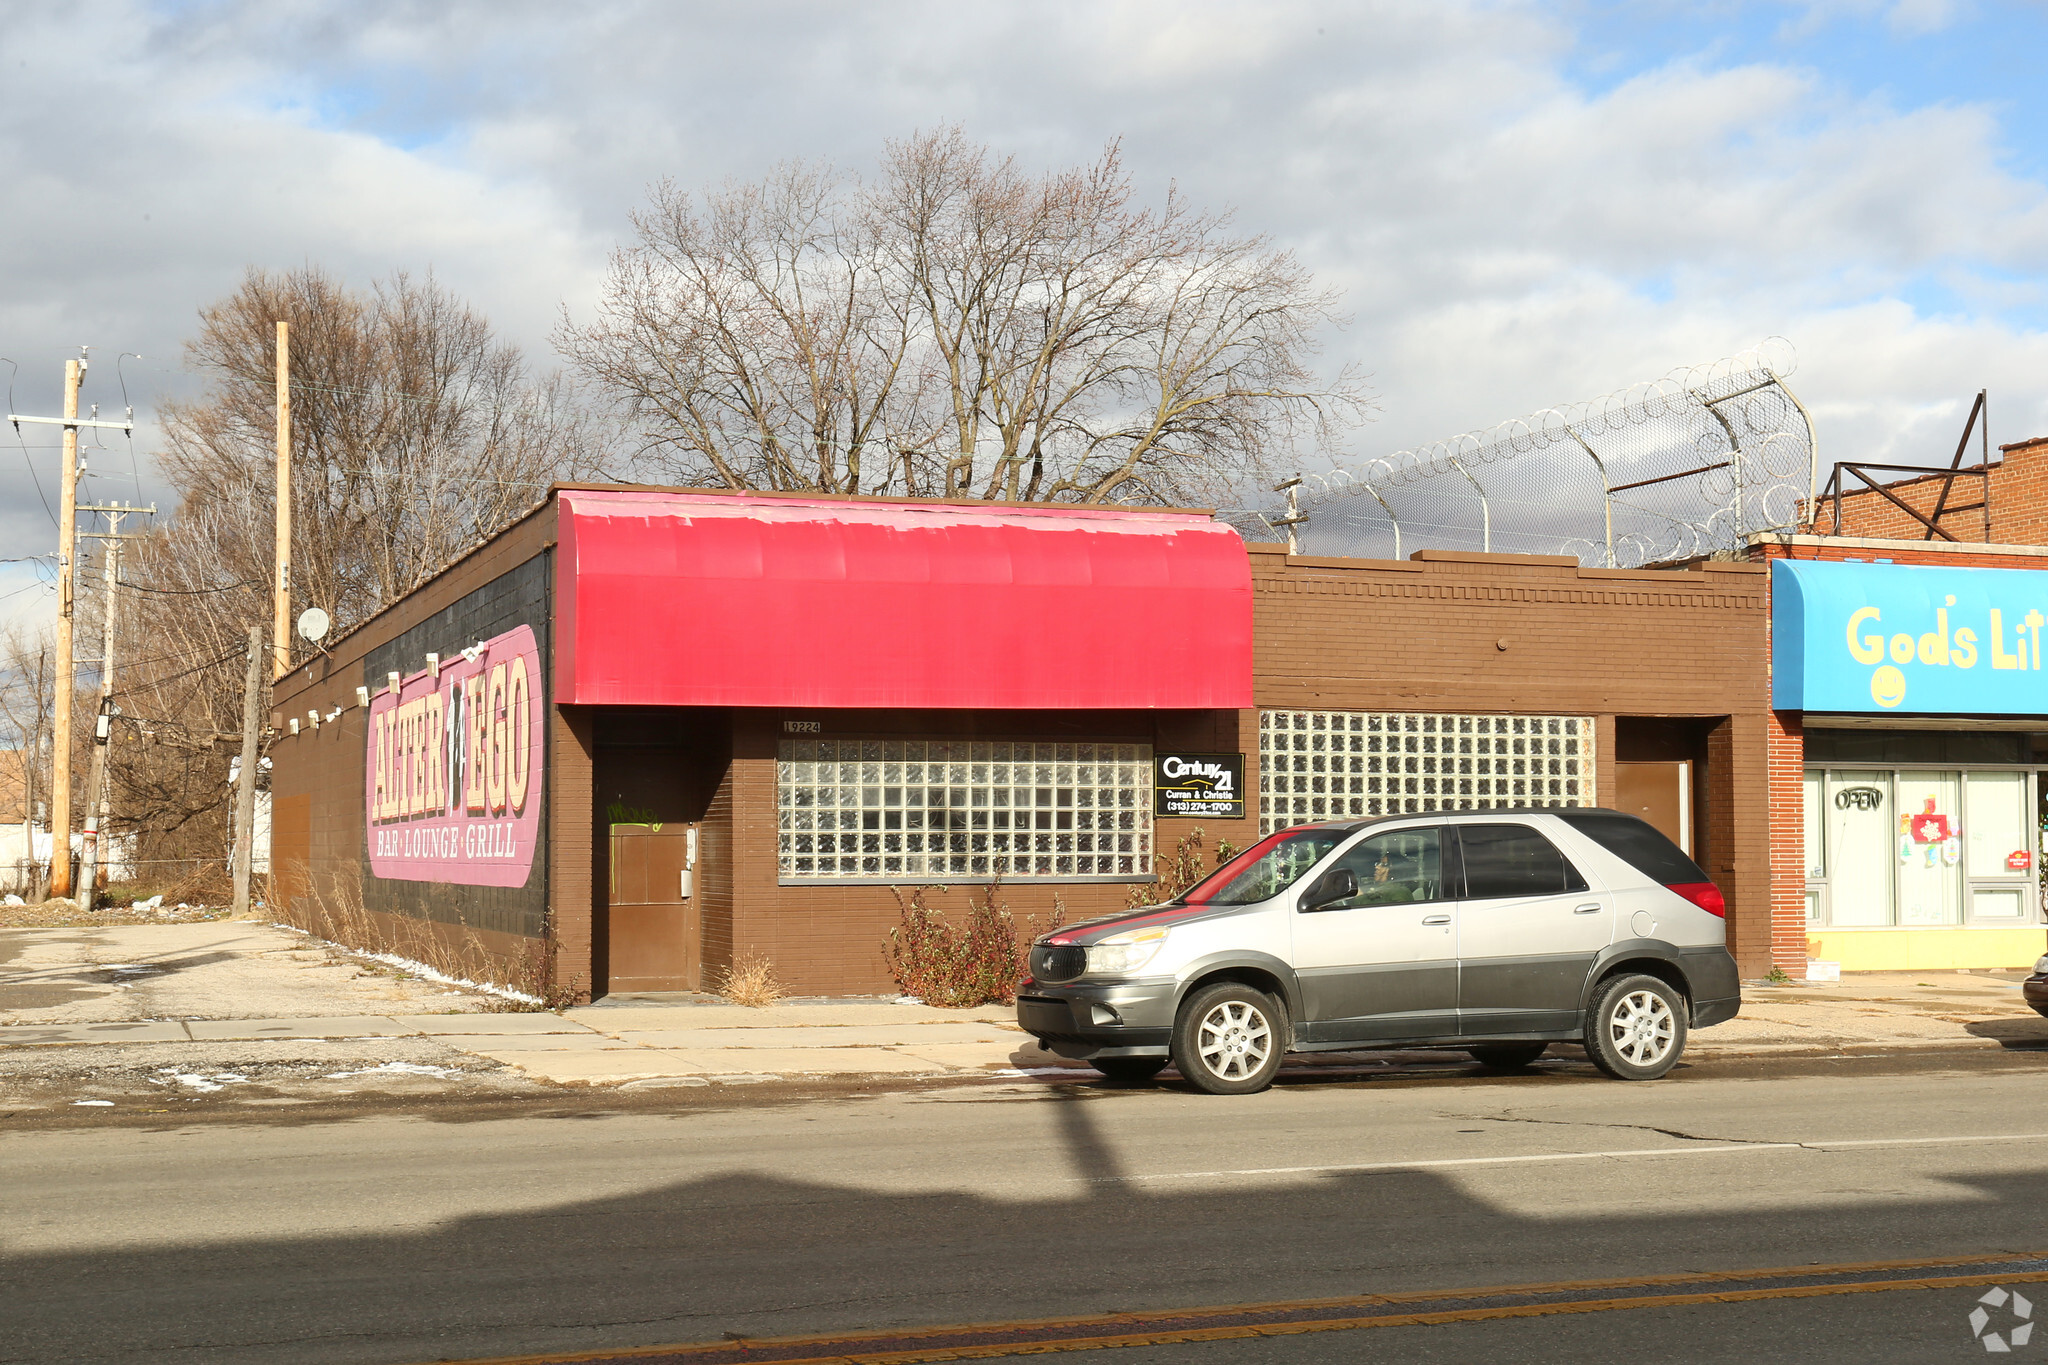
<box><xmin>554</xmin><ymin>490</ymin><xmax>1251</xmax><ymax>709</ymax></box>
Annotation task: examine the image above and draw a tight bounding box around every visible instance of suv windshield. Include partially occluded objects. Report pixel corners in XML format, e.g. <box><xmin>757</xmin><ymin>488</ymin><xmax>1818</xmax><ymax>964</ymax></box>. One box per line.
<box><xmin>1179</xmin><ymin>826</ymin><xmax>1350</xmax><ymax>906</ymax></box>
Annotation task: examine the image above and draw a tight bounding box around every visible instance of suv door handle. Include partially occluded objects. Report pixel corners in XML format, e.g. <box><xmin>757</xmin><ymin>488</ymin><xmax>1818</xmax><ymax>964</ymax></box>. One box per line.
<box><xmin>1573</xmin><ymin>902</ymin><xmax>1603</xmax><ymax>914</ymax></box>
<box><xmin>1421</xmin><ymin>913</ymin><xmax>1451</xmax><ymax>925</ymax></box>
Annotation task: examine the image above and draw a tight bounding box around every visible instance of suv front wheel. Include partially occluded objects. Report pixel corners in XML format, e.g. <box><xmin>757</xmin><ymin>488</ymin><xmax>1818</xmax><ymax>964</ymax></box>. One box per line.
<box><xmin>1171</xmin><ymin>982</ymin><xmax>1287</xmax><ymax>1095</ymax></box>
<box><xmin>1584</xmin><ymin>973</ymin><xmax>1687</xmax><ymax>1080</ymax></box>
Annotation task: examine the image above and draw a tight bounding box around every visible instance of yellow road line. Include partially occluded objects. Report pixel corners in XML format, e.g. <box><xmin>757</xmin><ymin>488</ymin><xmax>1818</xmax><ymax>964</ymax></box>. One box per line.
<box><xmin>416</xmin><ymin>1249</ymin><xmax>2048</xmax><ymax>1365</ymax></box>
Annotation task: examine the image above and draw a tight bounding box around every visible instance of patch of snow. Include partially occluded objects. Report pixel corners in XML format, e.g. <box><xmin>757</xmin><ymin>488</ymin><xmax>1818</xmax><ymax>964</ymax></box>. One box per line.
<box><xmin>2</xmin><ymin>893</ymin><xmax>21</xmax><ymax>906</ymax></box>
<box><xmin>894</xmin><ymin>995</ymin><xmax>923</xmax><ymax>1006</ymax></box>
<box><xmin>132</xmin><ymin>895</ymin><xmax>163</xmax><ymax>911</ymax></box>
<box><xmin>993</xmin><ymin>1067</ymin><xmax>1089</xmax><ymax>1077</ymax></box>
<box><xmin>263</xmin><ymin>922</ymin><xmax>543</xmax><ymax>1006</ymax></box>
<box><xmin>71</xmin><ymin>1099</ymin><xmax>113</xmax><ymax>1106</ymax></box>
<box><xmin>359</xmin><ymin>952</ymin><xmax>543</xmax><ymax>1005</ymax></box>
<box><xmin>619</xmin><ymin>1077</ymin><xmax>709</xmax><ymax>1090</ymax></box>
<box><xmin>322</xmin><ymin>1061</ymin><xmax>461</xmax><ymax>1080</ymax></box>
<box><xmin>151</xmin><ymin>1069</ymin><xmax>251</xmax><ymax>1093</ymax></box>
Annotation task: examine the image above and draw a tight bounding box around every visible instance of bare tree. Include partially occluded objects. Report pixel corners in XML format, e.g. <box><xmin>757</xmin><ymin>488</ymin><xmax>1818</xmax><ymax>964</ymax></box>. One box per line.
<box><xmin>561</xmin><ymin>129</ymin><xmax>1372</xmax><ymax>507</ymax></box>
<box><xmin>158</xmin><ymin>267</ymin><xmax>604</xmax><ymax>653</ymax></box>
<box><xmin>0</xmin><ymin>627</ymin><xmax>55</xmax><ymax>890</ymax></box>
<box><xmin>103</xmin><ymin>266</ymin><xmax>604</xmax><ymax>880</ymax></box>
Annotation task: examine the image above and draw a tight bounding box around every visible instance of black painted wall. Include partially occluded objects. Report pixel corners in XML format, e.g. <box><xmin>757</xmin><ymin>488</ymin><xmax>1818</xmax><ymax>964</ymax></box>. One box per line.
<box><xmin>360</xmin><ymin>551</ymin><xmax>552</xmax><ymax>939</ymax></box>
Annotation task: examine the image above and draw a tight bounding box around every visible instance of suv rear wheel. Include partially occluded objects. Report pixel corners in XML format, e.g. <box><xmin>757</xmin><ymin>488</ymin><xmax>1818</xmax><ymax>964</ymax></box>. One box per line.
<box><xmin>1584</xmin><ymin>973</ymin><xmax>1687</xmax><ymax>1080</ymax></box>
<box><xmin>1171</xmin><ymin>982</ymin><xmax>1286</xmax><ymax>1095</ymax></box>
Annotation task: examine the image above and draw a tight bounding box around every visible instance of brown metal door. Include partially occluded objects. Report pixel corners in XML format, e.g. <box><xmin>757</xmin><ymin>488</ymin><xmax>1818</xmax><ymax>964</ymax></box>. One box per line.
<box><xmin>607</xmin><ymin>823</ymin><xmax>700</xmax><ymax>992</ymax></box>
<box><xmin>1616</xmin><ymin>760</ymin><xmax>1692</xmax><ymax>854</ymax></box>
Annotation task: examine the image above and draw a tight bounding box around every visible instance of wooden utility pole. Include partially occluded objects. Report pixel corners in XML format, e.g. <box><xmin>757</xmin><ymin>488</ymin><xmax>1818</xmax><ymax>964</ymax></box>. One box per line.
<box><xmin>230</xmin><ymin>627</ymin><xmax>263</xmax><ymax>917</ymax></box>
<box><xmin>47</xmin><ymin>360</ymin><xmax>80</xmax><ymax>899</ymax></box>
<box><xmin>72</xmin><ymin>502</ymin><xmax>156</xmax><ymax>910</ymax></box>
<box><xmin>77</xmin><ymin>537</ymin><xmax>118</xmax><ymax>907</ymax></box>
<box><xmin>20</xmin><ymin>647</ymin><xmax>42</xmax><ymax>898</ymax></box>
<box><xmin>5</xmin><ymin>355</ymin><xmax>132</xmax><ymax>902</ymax></box>
<box><xmin>273</xmin><ymin>322</ymin><xmax>291</xmax><ymax>680</ymax></box>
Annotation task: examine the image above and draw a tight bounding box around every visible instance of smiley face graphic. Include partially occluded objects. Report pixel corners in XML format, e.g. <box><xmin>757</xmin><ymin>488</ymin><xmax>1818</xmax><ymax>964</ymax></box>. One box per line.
<box><xmin>1870</xmin><ymin>664</ymin><xmax>1906</xmax><ymax>709</ymax></box>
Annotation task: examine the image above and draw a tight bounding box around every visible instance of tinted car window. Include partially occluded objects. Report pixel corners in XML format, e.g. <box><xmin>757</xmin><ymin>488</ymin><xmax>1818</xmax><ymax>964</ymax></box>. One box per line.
<box><xmin>1181</xmin><ymin>826</ymin><xmax>1350</xmax><ymax>905</ymax></box>
<box><xmin>1321</xmin><ymin>828</ymin><xmax>1444</xmax><ymax>909</ymax></box>
<box><xmin>1555</xmin><ymin>811</ymin><xmax>1707</xmax><ymax>885</ymax></box>
<box><xmin>1457</xmin><ymin>823</ymin><xmax>1588</xmax><ymax>898</ymax></box>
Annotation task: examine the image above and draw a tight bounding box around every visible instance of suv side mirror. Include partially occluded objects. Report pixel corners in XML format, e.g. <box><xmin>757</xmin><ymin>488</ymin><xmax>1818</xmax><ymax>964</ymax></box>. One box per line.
<box><xmin>1299</xmin><ymin>866</ymin><xmax>1357</xmax><ymax>913</ymax></box>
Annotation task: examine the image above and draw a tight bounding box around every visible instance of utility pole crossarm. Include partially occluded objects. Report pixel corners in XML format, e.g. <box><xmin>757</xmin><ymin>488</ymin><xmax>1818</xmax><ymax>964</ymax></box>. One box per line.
<box><xmin>6</xmin><ymin>414</ymin><xmax>133</xmax><ymax>431</ymax></box>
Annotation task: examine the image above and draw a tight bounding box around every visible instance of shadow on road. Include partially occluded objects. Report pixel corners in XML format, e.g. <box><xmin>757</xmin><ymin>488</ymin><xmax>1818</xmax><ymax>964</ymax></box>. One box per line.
<box><xmin>7</xmin><ymin>1086</ymin><xmax>2048</xmax><ymax>1365</ymax></box>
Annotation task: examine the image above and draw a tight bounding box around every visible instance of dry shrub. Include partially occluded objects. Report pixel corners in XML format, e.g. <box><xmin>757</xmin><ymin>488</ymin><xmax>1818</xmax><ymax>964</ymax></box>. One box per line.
<box><xmin>717</xmin><ymin>953</ymin><xmax>785</xmax><ymax>1008</ymax></box>
<box><xmin>271</xmin><ymin>860</ymin><xmax>586</xmax><ymax>1013</ymax></box>
<box><xmin>884</xmin><ymin>878</ymin><xmax>1064</xmax><ymax>1008</ymax></box>
<box><xmin>1127</xmin><ymin>827</ymin><xmax>1240</xmax><ymax>909</ymax></box>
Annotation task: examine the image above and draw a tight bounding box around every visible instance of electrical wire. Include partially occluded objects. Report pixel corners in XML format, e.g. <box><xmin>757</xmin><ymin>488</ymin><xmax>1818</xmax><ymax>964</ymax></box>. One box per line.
<box><xmin>115</xmin><ymin>353</ymin><xmax>144</xmax><ymax>502</ymax></box>
<box><xmin>2</xmin><ymin>359</ymin><xmax>57</xmax><ymax>526</ymax></box>
<box><xmin>115</xmin><ymin>578</ymin><xmax>262</xmax><ymax>596</ymax></box>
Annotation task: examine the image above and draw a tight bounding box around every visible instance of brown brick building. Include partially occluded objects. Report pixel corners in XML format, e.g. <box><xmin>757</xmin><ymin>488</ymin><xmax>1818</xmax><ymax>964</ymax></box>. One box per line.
<box><xmin>269</xmin><ymin>484</ymin><xmax>1779</xmax><ymax>1001</ymax></box>
<box><xmin>1811</xmin><ymin>435</ymin><xmax>2048</xmax><ymax>544</ymax></box>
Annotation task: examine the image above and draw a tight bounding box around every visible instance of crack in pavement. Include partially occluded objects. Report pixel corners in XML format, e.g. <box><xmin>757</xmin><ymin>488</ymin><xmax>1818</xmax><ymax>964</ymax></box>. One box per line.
<box><xmin>1441</xmin><ymin>1108</ymin><xmax>1793</xmax><ymax>1146</ymax></box>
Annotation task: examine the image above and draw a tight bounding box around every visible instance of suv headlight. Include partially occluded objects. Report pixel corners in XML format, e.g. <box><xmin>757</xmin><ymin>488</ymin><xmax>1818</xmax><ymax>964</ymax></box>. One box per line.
<box><xmin>1085</xmin><ymin>928</ymin><xmax>1169</xmax><ymax>976</ymax></box>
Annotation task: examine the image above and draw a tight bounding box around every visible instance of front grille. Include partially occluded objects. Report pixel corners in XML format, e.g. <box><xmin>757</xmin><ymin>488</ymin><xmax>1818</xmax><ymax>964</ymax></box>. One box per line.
<box><xmin>1030</xmin><ymin>943</ymin><xmax>1088</xmax><ymax>984</ymax></box>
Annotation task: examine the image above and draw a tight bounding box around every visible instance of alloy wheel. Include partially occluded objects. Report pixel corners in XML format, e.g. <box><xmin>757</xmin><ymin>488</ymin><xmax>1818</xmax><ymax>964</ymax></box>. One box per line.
<box><xmin>1196</xmin><ymin>999</ymin><xmax>1272</xmax><ymax>1081</ymax></box>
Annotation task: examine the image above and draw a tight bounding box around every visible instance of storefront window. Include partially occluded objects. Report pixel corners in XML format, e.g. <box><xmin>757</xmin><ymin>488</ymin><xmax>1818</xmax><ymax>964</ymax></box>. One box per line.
<box><xmin>1824</xmin><ymin>769</ymin><xmax>1893</xmax><ymax>927</ymax></box>
<box><xmin>776</xmin><ymin>739</ymin><xmax>1151</xmax><ymax>882</ymax></box>
<box><xmin>1807</xmin><ymin>765</ymin><xmax>2040</xmax><ymax>927</ymax></box>
<box><xmin>1801</xmin><ymin>771</ymin><xmax>1825</xmax><ymax>880</ymax></box>
<box><xmin>1966</xmin><ymin>771</ymin><xmax>2027</xmax><ymax>880</ymax></box>
<box><xmin>1257</xmin><ymin>710</ymin><xmax>1591</xmax><ymax>836</ymax></box>
<box><xmin>1894</xmin><ymin>771</ymin><xmax>1962</xmax><ymax>926</ymax></box>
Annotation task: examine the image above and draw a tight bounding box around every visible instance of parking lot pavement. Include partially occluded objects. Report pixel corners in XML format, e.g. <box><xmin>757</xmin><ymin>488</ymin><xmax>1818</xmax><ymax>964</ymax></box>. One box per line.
<box><xmin>0</xmin><ymin>919</ymin><xmax>493</xmax><ymax>1022</ymax></box>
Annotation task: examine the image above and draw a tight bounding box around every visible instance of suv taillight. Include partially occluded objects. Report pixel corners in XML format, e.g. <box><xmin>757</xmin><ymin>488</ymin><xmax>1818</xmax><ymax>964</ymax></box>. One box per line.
<box><xmin>1667</xmin><ymin>881</ymin><xmax>1725</xmax><ymax>917</ymax></box>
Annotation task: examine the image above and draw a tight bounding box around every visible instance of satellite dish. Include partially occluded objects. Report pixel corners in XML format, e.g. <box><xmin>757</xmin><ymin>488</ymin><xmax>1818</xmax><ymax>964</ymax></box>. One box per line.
<box><xmin>296</xmin><ymin>608</ymin><xmax>331</xmax><ymax>644</ymax></box>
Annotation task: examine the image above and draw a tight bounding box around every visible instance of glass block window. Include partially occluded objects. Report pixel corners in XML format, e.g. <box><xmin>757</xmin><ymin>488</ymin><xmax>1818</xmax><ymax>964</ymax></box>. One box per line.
<box><xmin>1257</xmin><ymin>711</ymin><xmax>1594</xmax><ymax>835</ymax></box>
<box><xmin>778</xmin><ymin>739</ymin><xmax>1152</xmax><ymax>882</ymax></box>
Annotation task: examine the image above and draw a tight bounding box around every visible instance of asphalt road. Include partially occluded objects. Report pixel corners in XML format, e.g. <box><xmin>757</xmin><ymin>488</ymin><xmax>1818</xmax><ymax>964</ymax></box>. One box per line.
<box><xmin>6</xmin><ymin>1048</ymin><xmax>2048</xmax><ymax>1364</ymax></box>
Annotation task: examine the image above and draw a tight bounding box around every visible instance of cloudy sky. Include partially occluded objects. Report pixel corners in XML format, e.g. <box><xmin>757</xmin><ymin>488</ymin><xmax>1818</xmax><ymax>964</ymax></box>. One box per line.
<box><xmin>2</xmin><ymin>0</ymin><xmax>2044</xmax><ymax>617</ymax></box>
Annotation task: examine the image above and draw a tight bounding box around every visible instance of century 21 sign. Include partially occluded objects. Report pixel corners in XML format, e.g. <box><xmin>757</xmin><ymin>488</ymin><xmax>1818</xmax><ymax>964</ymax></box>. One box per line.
<box><xmin>1773</xmin><ymin>559</ymin><xmax>2048</xmax><ymax>715</ymax></box>
<box><xmin>364</xmin><ymin>623</ymin><xmax>543</xmax><ymax>887</ymax></box>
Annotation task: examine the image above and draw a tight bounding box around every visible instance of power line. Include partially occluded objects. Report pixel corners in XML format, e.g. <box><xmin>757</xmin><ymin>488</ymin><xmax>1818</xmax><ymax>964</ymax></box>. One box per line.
<box><xmin>2</xmin><ymin>360</ymin><xmax>57</xmax><ymax>527</ymax></box>
<box><xmin>114</xmin><ymin>578</ymin><xmax>262</xmax><ymax>597</ymax></box>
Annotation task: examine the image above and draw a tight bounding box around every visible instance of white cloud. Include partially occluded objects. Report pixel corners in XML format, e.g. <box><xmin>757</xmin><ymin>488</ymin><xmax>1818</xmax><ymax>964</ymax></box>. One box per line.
<box><xmin>0</xmin><ymin>0</ymin><xmax>2040</xmax><ymax>559</ymax></box>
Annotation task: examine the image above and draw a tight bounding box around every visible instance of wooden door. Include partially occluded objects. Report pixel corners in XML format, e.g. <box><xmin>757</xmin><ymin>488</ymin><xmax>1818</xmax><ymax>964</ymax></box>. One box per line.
<box><xmin>1616</xmin><ymin>760</ymin><xmax>1692</xmax><ymax>854</ymax></box>
<box><xmin>606</xmin><ymin>823</ymin><xmax>700</xmax><ymax>992</ymax></box>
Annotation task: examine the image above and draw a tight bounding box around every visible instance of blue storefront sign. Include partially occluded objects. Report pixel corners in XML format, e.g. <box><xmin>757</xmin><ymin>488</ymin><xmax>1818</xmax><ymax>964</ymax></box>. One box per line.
<box><xmin>1773</xmin><ymin>559</ymin><xmax>2048</xmax><ymax>714</ymax></box>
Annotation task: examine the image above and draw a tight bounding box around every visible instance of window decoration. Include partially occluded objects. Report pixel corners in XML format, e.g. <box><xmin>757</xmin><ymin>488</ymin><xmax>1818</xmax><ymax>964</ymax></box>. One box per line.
<box><xmin>778</xmin><ymin>739</ymin><xmax>1152</xmax><ymax>882</ymax></box>
<box><xmin>1257</xmin><ymin>711</ymin><xmax>1593</xmax><ymax>835</ymax></box>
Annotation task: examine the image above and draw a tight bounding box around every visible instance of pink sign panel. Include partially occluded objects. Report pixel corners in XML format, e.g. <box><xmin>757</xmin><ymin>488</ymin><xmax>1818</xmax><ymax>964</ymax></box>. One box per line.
<box><xmin>365</xmin><ymin>624</ymin><xmax>543</xmax><ymax>886</ymax></box>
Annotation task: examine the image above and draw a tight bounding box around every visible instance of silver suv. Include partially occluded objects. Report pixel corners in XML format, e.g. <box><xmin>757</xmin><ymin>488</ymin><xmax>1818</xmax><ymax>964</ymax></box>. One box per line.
<box><xmin>1019</xmin><ymin>808</ymin><xmax>1740</xmax><ymax>1095</ymax></box>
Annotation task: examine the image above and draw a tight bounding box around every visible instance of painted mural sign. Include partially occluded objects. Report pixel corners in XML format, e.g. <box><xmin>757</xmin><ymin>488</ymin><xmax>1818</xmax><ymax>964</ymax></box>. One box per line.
<box><xmin>364</xmin><ymin>624</ymin><xmax>542</xmax><ymax>886</ymax></box>
<box><xmin>1773</xmin><ymin>560</ymin><xmax>2048</xmax><ymax>714</ymax></box>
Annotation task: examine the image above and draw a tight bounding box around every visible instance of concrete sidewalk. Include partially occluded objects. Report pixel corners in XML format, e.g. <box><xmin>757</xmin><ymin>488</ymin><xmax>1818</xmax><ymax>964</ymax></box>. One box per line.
<box><xmin>4</xmin><ymin>971</ymin><xmax>2046</xmax><ymax>1085</ymax></box>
